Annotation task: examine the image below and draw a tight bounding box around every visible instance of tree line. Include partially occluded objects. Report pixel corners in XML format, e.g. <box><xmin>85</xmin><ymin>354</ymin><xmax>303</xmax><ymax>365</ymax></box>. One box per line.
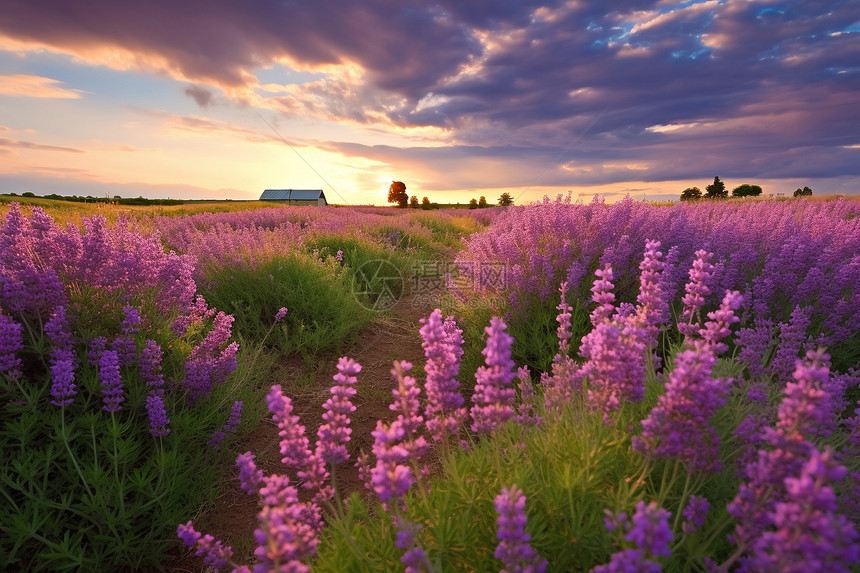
<box><xmin>388</xmin><ymin>182</ymin><xmax>515</xmax><ymax>209</ymax></box>
<box><xmin>680</xmin><ymin>177</ymin><xmax>813</xmax><ymax>201</ymax></box>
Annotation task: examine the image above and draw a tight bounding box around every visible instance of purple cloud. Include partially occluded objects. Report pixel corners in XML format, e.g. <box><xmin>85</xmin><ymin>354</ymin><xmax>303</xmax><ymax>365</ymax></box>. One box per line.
<box><xmin>184</xmin><ymin>85</ymin><xmax>215</xmax><ymax>107</ymax></box>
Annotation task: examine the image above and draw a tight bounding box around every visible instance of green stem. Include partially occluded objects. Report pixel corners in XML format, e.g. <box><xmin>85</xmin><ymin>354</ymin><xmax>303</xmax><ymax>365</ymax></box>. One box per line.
<box><xmin>716</xmin><ymin>542</ymin><xmax>746</xmax><ymax>572</ymax></box>
<box><xmin>672</xmin><ymin>468</ymin><xmax>693</xmax><ymax>533</ymax></box>
<box><xmin>60</xmin><ymin>407</ymin><xmax>95</xmax><ymax>499</ymax></box>
<box><xmin>323</xmin><ymin>497</ymin><xmax>366</xmax><ymax>564</ymax></box>
<box><xmin>697</xmin><ymin>512</ymin><xmax>738</xmax><ymax>549</ymax></box>
<box><xmin>111</xmin><ymin>412</ymin><xmax>126</xmax><ymax>517</ymax></box>
<box><xmin>657</xmin><ymin>459</ymin><xmax>681</xmax><ymax>507</ymax></box>
<box><xmin>330</xmin><ymin>463</ymin><xmax>346</xmax><ymax>521</ymax></box>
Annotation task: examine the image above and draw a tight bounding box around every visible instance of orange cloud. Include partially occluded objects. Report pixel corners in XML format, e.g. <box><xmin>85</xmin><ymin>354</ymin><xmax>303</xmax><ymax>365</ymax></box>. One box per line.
<box><xmin>0</xmin><ymin>74</ymin><xmax>89</xmax><ymax>98</ymax></box>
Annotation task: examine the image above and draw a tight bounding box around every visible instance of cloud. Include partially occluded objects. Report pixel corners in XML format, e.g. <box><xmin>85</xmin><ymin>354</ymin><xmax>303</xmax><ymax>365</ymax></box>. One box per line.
<box><xmin>1</xmin><ymin>0</ymin><xmax>859</xmax><ymax>189</ymax></box>
<box><xmin>184</xmin><ymin>85</ymin><xmax>215</xmax><ymax>107</ymax></box>
<box><xmin>0</xmin><ymin>74</ymin><xmax>88</xmax><ymax>98</ymax></box>
<box><xmin>0</xmin><ymin>137</ymin><xmax>84</xmax><ymax>153</ymax></box>
<box><xmin>164</xmin><ymin>113</ymin><xmax>281</xmax><ymax>144</ymax></box>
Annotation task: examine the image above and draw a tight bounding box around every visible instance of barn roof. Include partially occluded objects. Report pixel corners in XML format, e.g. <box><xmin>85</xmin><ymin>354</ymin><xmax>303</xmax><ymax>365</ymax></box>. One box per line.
<box><xmin>260</xmin><ymin>189</ymin><xmax>327</xmax><ymax>202</ymax></box>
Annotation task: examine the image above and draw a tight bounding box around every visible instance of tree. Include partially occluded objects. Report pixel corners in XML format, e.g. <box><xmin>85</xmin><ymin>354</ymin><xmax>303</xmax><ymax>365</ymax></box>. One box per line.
<box><xmin>468</xmin><ymin>198</ymin><xmax>478</xmax><ymax>209</ymax></box>
<box><xmin>794</xmin><ymin>186</ymin><xmax>813</xmax><ymax>198</ymax></box>
<box><xmin>705</xmin><ymin>176</ymin><xmax>727</xmax><ymax>198</ymax></box>
<box><xmin>498</xmin><ymin>192</ymin><xmax>514</xmax><ymax>206</ymax></box>
<box><xmin>388</xmin><ymin>181</ymin><xmax>408</xmax><ymax>207</ymax></box>
<box><xmin>409</xmin><ymin>195</ymin><xmax>419</xmax><ymax>208</ymax></box>
<box><xmin>732</xmin><ymin>184</ymin><xmax>763</xmax><ymax>198</ymax></box>
<box><xmin>478</xmin><ymin>196</ymin><xmax>488</xmax><ymax>208</ymax></box>
<box><xmin>680</xmin><ymin>187</ymin><xmax>702</xmax><ymax>201</ymax></box>
<box><xmin>421</xmin><ymin>196</ymin><xmax>431</xmax><ymax>210</ymax></box>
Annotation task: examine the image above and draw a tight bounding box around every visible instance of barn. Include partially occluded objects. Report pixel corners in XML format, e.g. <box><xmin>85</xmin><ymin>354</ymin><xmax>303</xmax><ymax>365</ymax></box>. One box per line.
<box><xmin>260</xmin><ymin>189</ymin><xmax>328</xmax><ymax>206</ymax></box>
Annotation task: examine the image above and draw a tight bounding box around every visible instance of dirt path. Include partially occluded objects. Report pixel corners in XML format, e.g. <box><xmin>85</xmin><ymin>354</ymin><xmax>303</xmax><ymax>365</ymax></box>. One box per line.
<box><xmin>170</xmin><ymin>286</ymin><xmax>440</xmax><ymax>570</ymax></box>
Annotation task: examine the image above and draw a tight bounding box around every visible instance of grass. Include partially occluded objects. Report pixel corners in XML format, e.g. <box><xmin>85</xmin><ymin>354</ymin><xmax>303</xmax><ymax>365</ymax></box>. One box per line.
<box><xmin>0</xmin><ymin>194</ymin><xmax>296</xmax><ymax>226</ymax></box>
<box><xmin>200</xmin><ymin>253</ymin><xmax>374</xmax><ymax>357</ymax></box>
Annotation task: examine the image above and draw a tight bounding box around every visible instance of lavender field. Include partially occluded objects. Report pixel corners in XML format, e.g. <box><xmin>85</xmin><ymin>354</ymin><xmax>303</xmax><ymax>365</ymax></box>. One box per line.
<box><xmin>1</xmin><ymin>196</ymin><xmax>859</xmax><ymax>572</ymax></box>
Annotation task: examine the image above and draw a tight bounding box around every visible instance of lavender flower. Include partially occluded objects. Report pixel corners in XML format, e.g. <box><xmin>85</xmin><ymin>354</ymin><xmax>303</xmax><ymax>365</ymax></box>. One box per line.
<box><xmin>745</xmin><ymin>382</ymin><xmax>768</xmax><ymax>404</ymax></box>
<box><xmin>580</xmin><ymin>316</ymin><xmax>646</xmax><ymax>424</ymax></box>
<box><xmin>770</xmin><ymin>306</ymin><xmax>811</xmax><ymax>385</ymax></box>
<box><xmin>626</xmin><ymin>501</ymin><xmax>673</xmax><ymax>557</ymax></box>
<box><xmin>274</xmin><ymin>307</ymin><xmax>288</xmax><ymax>323</ymax></box>
<box><xmin>727</xmin><ymin>351</ymin><xmax>840</xmax><ymax>554</ymax></box>
<box><xmin>176</xmin><ymin>521</ymin><xmax>234</xmax><ymax>573</ymax></box>
<box><xmin>0</xmin><ymin>313</ymin><xmax>24</xmax><ymax>379</ymax></box>
<box><xmin>145</xmin><ymin>392</ymin><xmax>171</xmax><ymax>437</ymax></box>
<box><xmin>317</xmin><ymin>357</ymin><xmax>360</xmax><ymax>465</ymax></box>
<box><xmin>515</xmin><ymin>366</ymin><xmax>541</xmax><ymax>426</ymax></box>
<box><xmin>556</xmin><ymin>280</ymin><xmax>573</xmax><ymax>349</ymax></box>
<box><xmin>494</xmin><ymin>485</ymin><xmax>547</xmax><ymax>573</ymax></box>
<box><xmin>679</xmin><ymin>250</ymin><xmax>714</xmax><ymax>337</ymax></box>
<box><xmin>590</xmin><ymin>263</ymin><xmax>616</xmax><ymax>326</ymax></box>
<box><xmin>634</xmin><ymin>239</ymin><xmax>669</xmax><ymax>348</ymax></box>
<box><xmin>111</xmin><ymin>335</ymin><xmax>138</xmax><ymax>367</ymax></box>
<box><xmin>44</xmin><ymin>305</ymin><xmax>73</xmax><ymax>350</ymax></box>
<box><xmin>267</xmin><ymin>385</ymin><xmax>313</xmax><ymax>470</ymax></box>
<box><xmin>777</xmin><ymin>348</ymin><xmax>838</xmax><ymax>439</ymax></box>
<box><xmin>696</xmin><ymin>290</ymin><xmax>742</xmax><ymax>355</ymax></box>
<box><xmin>87</xmin><ymin>336</ymin><xmax>107</xmax><ymax>367</ymax></box>
<box><xmin>44</xmin><ymin>306</ymin><xmax>79</xmax><ymax>406</ymax></box>
<box><xmin>138</xmin><ymin>339</ymin><xmax>165</xmax><ymax>390</ymax></box>
<box><xmin>742</xmin><ymin>448</ymin><xmax>859</xmax><ymax>572</ymax></box>
<box><xmin>545</xmin><ymin>281</ymin><xmax>581</xmax><ymax>408</ymax></box>
<box><xmin>356</xmin><ymin>450</ymin><xmax>374</xmax><ymax>492</ymax></box>
<box><xmin>208</xmin><ymin>401</ymin><xmax>243</xmax><ymax>449</ymax></box>
<box><xmin>634</xmin><ymin>348</ymin><xmax>729</xmax><ymax>472</ymax></box>
<box><xmin>121</xmin><ymin>305</ymin><xmax>142</xmax><ymax>334</ymax></box>
<box><xmin>369</xmin><ymin>420</ymin><xmax>412</xmax><ymax>502</ymax></box>
<box><xmin>603</xmin><ymin>510</ymin><xmax>628</xmax><ymax>532</ymax></box>
<box><xmin>254</xmin><ymin>501</ymin><xmax>320</xmax><ymax>573</ymax></box>
<box><xmin>183</xmin><ymin>311</ymin><xmax>237</xmax><ymax>401</ymax></box>
<box><xmin>420</xmin><ymin>309</ymin><xmax>466</xmax><ymax>442</ymax></box>
<box><xmin>390</xmin><ymin>360</ymin><xmax>428</xmax><ymax>459</ymax></box>
<box><xmin>236</xmin><ymin>451</ymin><xmax>263</xmax><ymax>495</ymax></box>
<box><xmin>595</xmin><ymin>501</ymin><xmax>673</xmax><ymax>573</ymax></box>
<box><xmin>267</xmin><ymin>385</ymin><xmax>328</xmax><ymax>497</ymax></box>
<box><xmin>737</xmin><ymin>320</ymin><xmax>774</xmax><ymax>378</ymax></box>
<box><xmin>98</xmin><ymin>349</ymin><xmax>124</xmax><ymax>412</ymax></box>
<box><xmin>471</xmin><ymin>316</ymin><xmax>517</xmax><ymax>434</ymax></box>
<box><xmin>395</xmin><ymin>517</ymin><xmax>432</xmax><ymax>573</ymax></box>
<box><xmin>49</xmin><ymin>348</ymin><xmax>77</xmax><ymax>407</ymax></box>
<box><xmin>593</xmin><ymin>549</ymin><xmax>661</xmax><ymax>573</ymax></box>
<box><xmin>682</xmin><ymin>496</ymin><xmax>710</xmax><ymax>534</ymax></box>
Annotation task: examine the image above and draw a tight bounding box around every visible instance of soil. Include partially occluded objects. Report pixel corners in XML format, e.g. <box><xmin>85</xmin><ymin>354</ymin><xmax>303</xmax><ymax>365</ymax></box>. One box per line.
<box><xmin>166</xmin><ymin>287</ymin><xmax>441</xmax><ymax>571</ymax></box>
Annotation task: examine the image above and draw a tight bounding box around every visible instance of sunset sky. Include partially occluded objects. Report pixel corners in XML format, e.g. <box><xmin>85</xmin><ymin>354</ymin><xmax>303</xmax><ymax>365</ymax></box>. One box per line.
<box><xmin>0</xmin><ymin>1</ymin><xmax>858</xmax><ymax>205</ymax></box>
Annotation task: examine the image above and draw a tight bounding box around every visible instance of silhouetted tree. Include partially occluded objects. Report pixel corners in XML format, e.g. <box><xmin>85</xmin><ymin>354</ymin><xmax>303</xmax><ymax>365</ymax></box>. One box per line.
<box><xmin>421</xmin><ymin>196</ymin><xmax>431</xmax><ymax>210</ymax></box>
<box><xmin>498</xmin><ymin>192</ymin><xmax>514</xmax><ymax>206</ymax></box>
<box><xmin>705</xmin><ymin>176</ymin><xmax>727</xmax><ymax>198</ymax></box>
<box><xmin>468</xmin><ymin>198</ymin><xmax>478</xmax><ymax>209</ymax></box>
<box><xmin>409</xmin><ymin>195</ymin><xmax>419</xmax><ymax>208</ymax></box>
<box><xmin>478</xmin><ymin>196</ymin><xmax>488</xmax><ymax>208</ymax></box>
<box><xmin>680</xmin><ymin>187</ymin><xmax>702</xmax><ymax>201</ymax></box>
<box><xmin>794</xmin><ymin>186</ymin><xmax>813</xmax><ymax>197</ymax></box>
<box><xmin>732</xmin><ymin>184</ymin><xmax>763</xmax><ymax>198</ymax></box>
<box><xmin>388</xmin><ymin>181</ymin><xmax>408</xmax><ymax>207</ymax></box>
